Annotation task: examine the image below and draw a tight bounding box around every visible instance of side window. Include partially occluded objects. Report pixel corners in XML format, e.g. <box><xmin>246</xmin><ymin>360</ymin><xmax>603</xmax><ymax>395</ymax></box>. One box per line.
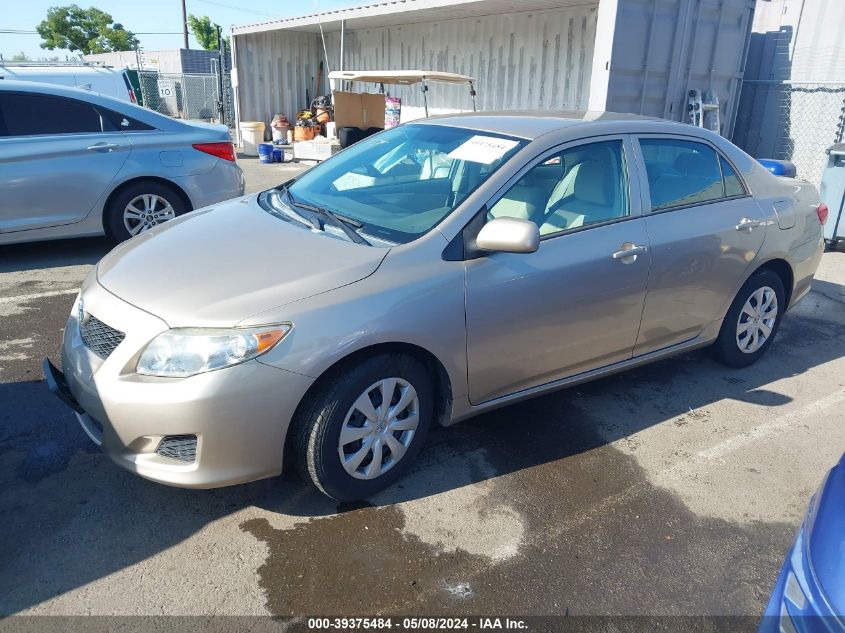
<box><xmin>488</xmin><ymin>140</ymin><xmax>629</xmax><ymax>237</ymax></box>
<box><xmin>720</xmin><ymin>156</ymin><xmax>746</xmax><ymax>197</ymax></box>
<box><xmin>0</xmin><ymin>93</ymin><xmax>103</xmax><ymax>136</ymax></box>
<box><xmin>100</xmin><ymin>107</ymin><xmax>155</xmax><ymax>132</ymax></box>
<box><xmin>640</xmin><ymin>139</ymin><xmax>724</xmax><ymax>210</ymax></box>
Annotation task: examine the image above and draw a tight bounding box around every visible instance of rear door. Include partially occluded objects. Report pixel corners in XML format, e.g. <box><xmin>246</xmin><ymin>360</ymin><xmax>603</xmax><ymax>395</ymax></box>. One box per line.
<box><xmin>0</xmin><ymin>92</ymin><xmax>130</xmax><ymax>233</ymax></box>
<box><xmin>632</xmin><ymin>135</ymin><xmax>766</xmax><ymax>355</ymax></box>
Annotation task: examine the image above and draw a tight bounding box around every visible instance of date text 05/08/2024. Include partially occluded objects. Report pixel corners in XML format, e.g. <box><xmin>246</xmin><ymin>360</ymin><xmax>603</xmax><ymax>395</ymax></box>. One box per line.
<box><xmin>306</xmin><ymin>617</ymin><xmax>529</xmax><ymax>630</ymax></box>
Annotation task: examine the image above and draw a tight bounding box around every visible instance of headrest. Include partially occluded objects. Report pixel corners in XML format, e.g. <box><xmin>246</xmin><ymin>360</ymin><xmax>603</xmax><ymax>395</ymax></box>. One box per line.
<box><xmin>573</xmin><ymin>161</ymin><xmax>612</xmax><ymax>206</ymax></box>
<box><xmin>674</xmin><ymin>152</ymin><xmax>713</xmax><ymax>176</ymax></box>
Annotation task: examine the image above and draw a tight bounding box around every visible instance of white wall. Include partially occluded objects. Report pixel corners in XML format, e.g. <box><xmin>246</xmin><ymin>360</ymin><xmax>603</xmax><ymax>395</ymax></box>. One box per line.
<box><xmin>234</xmin><ymin>3</ymin><xmax>599</xmax><ymax>129</ymax></box>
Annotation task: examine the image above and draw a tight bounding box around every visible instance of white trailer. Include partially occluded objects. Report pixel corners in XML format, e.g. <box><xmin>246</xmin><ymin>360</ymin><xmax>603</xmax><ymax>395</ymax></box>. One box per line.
<box><xmin>0</xmin><ymin>62</ymin><xmax>136</xmax><ymax>103</ymax></box>
<box><xmin>230</xmin><ymin>0</ymin><xmax>754</xmax><ymax>141</ymax></box>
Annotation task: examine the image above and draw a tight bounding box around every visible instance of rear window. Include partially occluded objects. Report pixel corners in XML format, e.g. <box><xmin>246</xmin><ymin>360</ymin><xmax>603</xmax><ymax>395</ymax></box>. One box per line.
<box><xmin>0</xmin><ymin>93</ymin><xmax>103</xmax><ymax>136</ymax></box>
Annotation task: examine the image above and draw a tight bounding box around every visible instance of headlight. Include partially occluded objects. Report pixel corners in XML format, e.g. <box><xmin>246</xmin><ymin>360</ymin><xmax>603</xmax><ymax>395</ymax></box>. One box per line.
<box><xmin>136</xmin><ymin>325</ymin><xmax>291</xmax><ymax>377</ymax></box>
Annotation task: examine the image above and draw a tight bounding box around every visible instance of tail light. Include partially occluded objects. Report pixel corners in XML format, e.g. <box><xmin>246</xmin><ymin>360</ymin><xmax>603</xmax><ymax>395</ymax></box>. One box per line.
<box><xmin>193</xmin><ymin>142</ymin><xmax>236</xmax><ymax>162</ymax></box>
<box><xmin>128</xmin><ymin>88</ymin><xmax>137</xmax><ymax>104</ymax></box>
<box><xmin>817</xmin><ymin>203</ymin><xmax>829</xmax><ymax>225</ymax></box>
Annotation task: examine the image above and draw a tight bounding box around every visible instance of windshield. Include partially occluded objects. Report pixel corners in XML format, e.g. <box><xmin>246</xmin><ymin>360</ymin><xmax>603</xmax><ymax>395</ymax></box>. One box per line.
<box><xmin>277</xmin><ymin>124</ymin><xmax>527</xmax><ymax>244</ymax></box>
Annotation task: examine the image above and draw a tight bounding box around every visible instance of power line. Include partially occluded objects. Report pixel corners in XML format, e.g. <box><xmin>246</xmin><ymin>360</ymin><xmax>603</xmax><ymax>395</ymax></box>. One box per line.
<box><xmin>0</xmin><ymin>29</ymin><xmax>184</xmax><ymax>35</ymax></box>
<box><xmin>191</xmin><ymin>0</ymin><xmax>276</xmax><ymax>17</ymax></box>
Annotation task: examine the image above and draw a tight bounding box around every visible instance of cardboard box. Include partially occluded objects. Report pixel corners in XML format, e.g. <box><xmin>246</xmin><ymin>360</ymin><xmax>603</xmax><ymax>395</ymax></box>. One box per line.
<box><xmin>333</xmin><ymin>91</ymin><xmax>385</xmax><ymax>130</ymax></box>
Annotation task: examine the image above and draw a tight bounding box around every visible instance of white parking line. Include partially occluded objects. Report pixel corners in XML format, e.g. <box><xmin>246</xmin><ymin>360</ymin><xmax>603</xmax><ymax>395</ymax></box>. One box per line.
<box><xmin>0</xmin><ymin>289</ymin><xmax>78</xmax><ymax>304</ymax></box>
<box><xmin>694</xmin><ymin>388</ymin><xmax>845</xmax><ymax>463</ymax></box>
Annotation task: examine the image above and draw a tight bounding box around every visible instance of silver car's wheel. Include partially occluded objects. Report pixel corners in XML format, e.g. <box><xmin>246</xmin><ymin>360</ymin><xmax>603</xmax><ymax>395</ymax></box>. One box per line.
<box><xmin>338</xmin><ymin>378</ymin><xmax>419</xmax><ymax>480</ymax></box>
<box><xmin>123</xmin><ymin>194</ymin><xmax>177</xmax><ymax>236</ymax></box>
<box><xmin>736</xmin><ymin>286</ymin><xmax>778</xmax><ymax>354</ymax></box>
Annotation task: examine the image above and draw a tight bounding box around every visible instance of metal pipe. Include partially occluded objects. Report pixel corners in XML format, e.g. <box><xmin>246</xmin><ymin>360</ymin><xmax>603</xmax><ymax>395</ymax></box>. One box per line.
<box><xmin>639</xmin><ymin>0</ymin><xmax>658</xmax><ymax>114</ymax></box>
<box><xmin>339</xmin><ymin>20</ymin><xmax>345</xmax><ymax>73</ymax></box>
<box><xmin>181</xmin><ymin>0</ymin><xmax>189</xmax><ymax>49</ymax></box>
<box><xmin>422</xmin><ymin>80</ymin><xmax>429</xmax><ymax>117</ymax></box>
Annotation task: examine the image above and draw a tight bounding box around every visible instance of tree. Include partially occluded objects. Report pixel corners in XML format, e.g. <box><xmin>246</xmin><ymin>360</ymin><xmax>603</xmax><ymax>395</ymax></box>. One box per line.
<box><xmin>187</xmin><ymin>14</ymin><xmax>222</xmax><ymax>51</ymax></box>
<box><xmin>36</xmin><ymin>5</ymin><xmax>139</xmax><ymax>55</ymax></box>
<box><xmin>10</xmin><ymin>52</ymin><xmax>31</xmax><ymax>61</ymax></box>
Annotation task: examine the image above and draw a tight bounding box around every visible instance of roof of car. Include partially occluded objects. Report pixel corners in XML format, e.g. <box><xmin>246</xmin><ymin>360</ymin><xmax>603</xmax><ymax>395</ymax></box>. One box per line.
<box><xmin>413</xmin><ymin>110</ymin><xmax>685</xmax><ymax>140</ymax></box>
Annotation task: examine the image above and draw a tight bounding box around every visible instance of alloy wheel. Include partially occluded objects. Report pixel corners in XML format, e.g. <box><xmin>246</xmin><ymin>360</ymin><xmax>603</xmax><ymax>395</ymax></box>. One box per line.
<box><xmin>123</xmin><ymin>194</ymin><xmax>177</xmax><ymax>236</ymax></box>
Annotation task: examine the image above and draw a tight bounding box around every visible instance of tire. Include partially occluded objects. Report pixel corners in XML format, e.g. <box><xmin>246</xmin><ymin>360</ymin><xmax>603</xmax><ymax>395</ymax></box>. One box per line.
<box><xmin>292</xmin><ymin>353</ymin><xmax>433</xmax><ymax>501</ymax></box>
<box><xmin>105</xmin><ymin>181</ymin><xmax>188</xmax><ymax>242</ymax></box>
<box><xmin>713</xmin><ymin>269</ymin><xmax>786</xmax><ymax>368</ymax></box>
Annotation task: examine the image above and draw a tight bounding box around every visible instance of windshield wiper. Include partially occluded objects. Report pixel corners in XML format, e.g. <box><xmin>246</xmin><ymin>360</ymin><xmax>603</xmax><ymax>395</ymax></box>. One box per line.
<box><xmin>265</xmin><ymin>189</ymin><xmax>319</xmax><ymax>231</ymax></box>
<box><xmin>286</xmin><ymin>191</ymin><xmax>370</xmax><ymax>245</ymax></box>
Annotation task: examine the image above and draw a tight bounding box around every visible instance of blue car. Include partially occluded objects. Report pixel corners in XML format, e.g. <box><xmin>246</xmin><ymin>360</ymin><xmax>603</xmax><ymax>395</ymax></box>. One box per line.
<box><xmin>760</xmin><ymin>454</ymin><xmax>845</xmax><ymax>633</ymax></box>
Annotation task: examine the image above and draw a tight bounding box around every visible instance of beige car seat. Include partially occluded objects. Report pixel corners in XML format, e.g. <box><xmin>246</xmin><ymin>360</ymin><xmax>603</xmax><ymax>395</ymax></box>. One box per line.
<box><xmin>539</xmin><ymin>160</ymin><xmax>617</xmax><ymax>235</ymax></box>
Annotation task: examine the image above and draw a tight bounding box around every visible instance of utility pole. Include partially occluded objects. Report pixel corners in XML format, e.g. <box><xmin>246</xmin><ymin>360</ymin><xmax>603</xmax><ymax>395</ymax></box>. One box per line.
<box><xmin>181</xmin><ymin>0</ymin><xmax>189</xmax><ymax>49</ymax></box>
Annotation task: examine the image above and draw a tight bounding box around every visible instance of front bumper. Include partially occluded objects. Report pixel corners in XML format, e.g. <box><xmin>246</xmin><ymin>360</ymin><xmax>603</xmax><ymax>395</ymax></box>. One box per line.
<box><xmin>50</xmin><ymin>279</ymin><xmax>313</xmax><ymax>489</ymax></box>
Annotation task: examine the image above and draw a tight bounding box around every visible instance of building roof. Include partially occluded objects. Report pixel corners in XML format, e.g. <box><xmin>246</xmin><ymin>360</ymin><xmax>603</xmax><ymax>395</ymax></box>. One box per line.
<box><xmin>231</xmin><ymin>0</ymin><xmax>596</xmax><ymax>35</ymax></box>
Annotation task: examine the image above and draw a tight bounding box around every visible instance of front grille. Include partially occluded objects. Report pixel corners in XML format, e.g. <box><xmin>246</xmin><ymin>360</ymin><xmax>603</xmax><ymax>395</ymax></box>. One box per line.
<box><xmin>79</xmin><ymin>312</ymin><xmax>125</xmax><ymax>359</ymax></box>
<box><xmin>155</xmin><ymin>435</ymin><xmax>197</xmax><ymax>463</ymax></box>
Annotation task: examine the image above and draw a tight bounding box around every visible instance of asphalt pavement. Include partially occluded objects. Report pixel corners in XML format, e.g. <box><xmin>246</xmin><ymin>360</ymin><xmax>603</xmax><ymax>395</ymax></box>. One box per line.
<box><xmin>1</xmin><ymin>157</ymin><xmax>844</xmax><ymax>620</ymax></box>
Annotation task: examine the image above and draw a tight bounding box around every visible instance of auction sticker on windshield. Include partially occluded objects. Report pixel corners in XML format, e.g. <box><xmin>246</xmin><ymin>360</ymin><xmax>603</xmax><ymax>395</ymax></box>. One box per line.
<box><xmin>447</xmin><ymin>135</ymin><xmax>520</xmax><ymax>164</ymax></box>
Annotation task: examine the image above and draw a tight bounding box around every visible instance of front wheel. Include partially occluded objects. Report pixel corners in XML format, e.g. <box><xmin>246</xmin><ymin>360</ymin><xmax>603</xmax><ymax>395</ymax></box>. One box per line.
<box><xmin>292</xmin><ymin>353</ymin><xmax>433</xmax><ymax>501</ymax></box>
<box><xmin>713</xmin><ymin>269</ymin><xmax>785</xmax><ymax>368</ymax></box>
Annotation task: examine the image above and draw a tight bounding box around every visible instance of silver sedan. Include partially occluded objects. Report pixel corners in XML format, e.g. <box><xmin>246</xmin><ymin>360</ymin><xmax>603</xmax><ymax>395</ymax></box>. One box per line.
<box><xmin>46</xmin><ymin>112</ymin><xmax>825</xmax><ymax>501</ymax></box>
<box><xmin>0</xmin><ymin>80</ymin><xmax>244</xmax><ymax>244</ymax></box>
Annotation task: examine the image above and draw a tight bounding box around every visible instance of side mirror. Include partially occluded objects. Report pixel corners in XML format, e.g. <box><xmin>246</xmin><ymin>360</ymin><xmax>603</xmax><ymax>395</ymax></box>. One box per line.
<box><xmin>475</xmin><ymin>217</ymin><xmax>540</xmax><ymax>254</ymax></box>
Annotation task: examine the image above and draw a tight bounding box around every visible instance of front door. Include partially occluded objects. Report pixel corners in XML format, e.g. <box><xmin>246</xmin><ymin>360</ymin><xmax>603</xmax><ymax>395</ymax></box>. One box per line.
<box><xmin>632</xmin><ymin>135</ymin><xmax>767</xmax><ymax>355</ymax></box>
<box><xmin>0</xmin><ymin>92</ymin><xmax>128</xmax><ymax>233</ymax></box>
<box><xmin>465</xmin><ymin>137</ymin><xmax>651</xmax><ymax>404</ymax></box>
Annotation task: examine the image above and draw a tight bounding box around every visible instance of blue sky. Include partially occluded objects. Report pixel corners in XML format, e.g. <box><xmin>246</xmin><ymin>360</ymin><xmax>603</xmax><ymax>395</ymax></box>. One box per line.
<box><xmin>1</xmin><ymin>0</ymin><xmax>362</xmax><ymax>59</ymax></box>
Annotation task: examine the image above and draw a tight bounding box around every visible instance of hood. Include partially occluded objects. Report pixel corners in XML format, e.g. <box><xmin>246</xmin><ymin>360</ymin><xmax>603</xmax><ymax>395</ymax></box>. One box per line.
<box><xmin>96</xmin><ymin>196</ymin><xmax>388</xmax><ymax>327</ymax></box>
<box><xmin>806</xmin><ymin>453</ymin><xmax>845</xmax><ymax>615</ymax></box>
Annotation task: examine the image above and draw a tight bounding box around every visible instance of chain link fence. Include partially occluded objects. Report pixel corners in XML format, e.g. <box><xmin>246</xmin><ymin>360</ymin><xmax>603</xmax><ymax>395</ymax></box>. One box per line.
<box><xmin>137</xmin><ymin>70</ymin><xmax>235</xmax><ymax>126</ymax></box>
<box><xmin>734</xmin><ymin>81</ymin><xmax>845</xmax><ymax>184</ymax></box>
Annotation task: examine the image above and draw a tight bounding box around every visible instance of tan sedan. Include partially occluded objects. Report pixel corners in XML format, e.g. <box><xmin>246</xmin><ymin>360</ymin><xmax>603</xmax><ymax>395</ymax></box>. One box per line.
<box><xmin>45</xmin><ymin>111</ymin><xmax>826</xmax><ymax>500</ymax></box>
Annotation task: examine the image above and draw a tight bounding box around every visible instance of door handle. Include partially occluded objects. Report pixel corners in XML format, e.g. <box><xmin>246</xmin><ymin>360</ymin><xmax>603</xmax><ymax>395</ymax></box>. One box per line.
<box><xmin>87</xmin><ymin>142</ymin><xmax>120</xmax><ymax>152</ymax></box>
<box><xmin>612</xmin><ymin>243</ymin><xmax>647</xmax><ymax>261</ymax></box>
<box><xmin>735</xmin><ymin>217</ymin><xmax>762</xmax><ymax>232</ymax></box>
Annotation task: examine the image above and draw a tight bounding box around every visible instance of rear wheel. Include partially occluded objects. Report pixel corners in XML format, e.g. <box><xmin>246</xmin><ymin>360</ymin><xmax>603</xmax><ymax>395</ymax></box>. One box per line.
<box><xmin>105</xmin><ymin>181</ymin><xmax>188</xmax><ymax>242</ymax></box>
<box><xmin>292</xmin><ymin>353</ymin><xmax>433</xmax><ymax>501</ymax></box>
<box><xmin>713</xmin><ymin>269</ymin><xmax>785</xmax><ymax>368</ymax></box>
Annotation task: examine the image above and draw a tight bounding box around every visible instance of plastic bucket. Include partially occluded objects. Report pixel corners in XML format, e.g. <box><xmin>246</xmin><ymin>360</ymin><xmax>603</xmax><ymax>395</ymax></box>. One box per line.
<box><xmin>258</xmin><ymin>143</ymin><xmax>274</xmax><ymax>164</ymax></box>
<box><xmin>272</xmin><ymin>148</ymin><xmax>283</xmax><ymax>163</ymax></box>
<box><xmin>239</xmin><ymin>121</ymin><xmax>266</xmax><ymax>156</ymax></box>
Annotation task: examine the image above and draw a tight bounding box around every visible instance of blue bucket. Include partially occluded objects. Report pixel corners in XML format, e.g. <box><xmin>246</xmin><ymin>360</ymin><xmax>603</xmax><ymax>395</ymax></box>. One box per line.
<box><xmin>272</xmin><ymin>148</ymin><xmax>283</xmax><ymax>163</ymax></box>
<box><xmin>258</xmin><ymin>143</ymin><xmax>274</xmax><ymax>164</ymax></box>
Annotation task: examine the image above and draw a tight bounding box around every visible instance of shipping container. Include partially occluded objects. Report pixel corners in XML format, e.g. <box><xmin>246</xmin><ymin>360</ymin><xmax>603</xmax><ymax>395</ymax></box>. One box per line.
<box><xmin>231</xmin><ymin>0</ymin><xmax>754</xmax><ymax>141</ymax></box>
